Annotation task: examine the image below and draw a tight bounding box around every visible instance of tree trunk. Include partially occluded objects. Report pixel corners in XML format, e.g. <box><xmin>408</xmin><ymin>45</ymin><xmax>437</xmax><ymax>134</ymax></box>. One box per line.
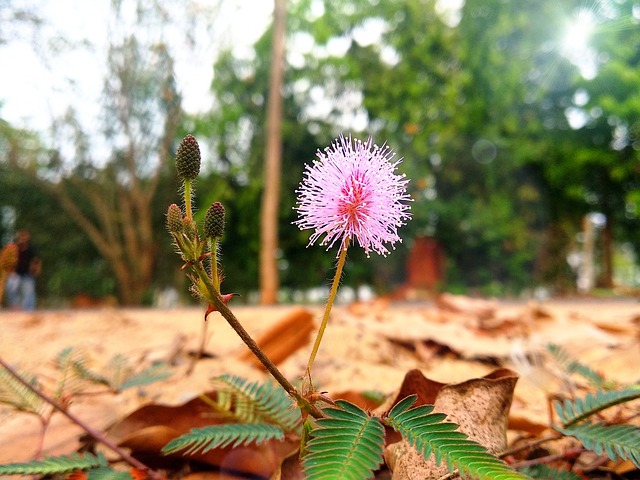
<box><xmin>599</xmin><ymin>215</ymin><xmax>614</xmax><ymax>289</ymax></box>
<box><xmin>259</xmin><ymin>0</ymin><xmax>287</xmax><ymax>305</ymax></box>
<box><xmin>44</xmin><ymin>177</ymin><xmax>162</xmax><ymax>306</ymax></box>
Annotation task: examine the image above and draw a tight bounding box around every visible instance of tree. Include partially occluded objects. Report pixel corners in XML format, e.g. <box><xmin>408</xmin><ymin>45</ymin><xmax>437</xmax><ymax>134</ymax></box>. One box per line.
<box><xmin>193</xmin><ymin>14</ymin><xmax>332</xmax><ymax>299</ymax></box>
<box><xmin>196</xmin><ymin>0</ymin><xmax>640</xmax><ymax>295</ymax></box>
<box><xmin>3</xmin><ymin>1</ymin><xmax>183</xmax><ymax>305</ymax></box>
<box><xmin>260</xmin><ymin>0</ymin><xmax>287</xmax><ymax>304</ymax></box>
<box><xmin>533</xmin><ymin>0</ymin><xmax>640</xmax><ymax>288</ymax></box>
<box><xmin>282</xmin><ymin>0</ymin><xmax>571</xmax><ymax>292</ymax></box>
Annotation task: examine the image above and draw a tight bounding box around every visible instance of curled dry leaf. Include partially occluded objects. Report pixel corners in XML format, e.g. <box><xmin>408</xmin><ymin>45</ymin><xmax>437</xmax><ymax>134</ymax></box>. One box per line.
<box><xmin>382</xmin><ymin>368</ymin><xmax>519</xmax><ymax>479</ymax></box>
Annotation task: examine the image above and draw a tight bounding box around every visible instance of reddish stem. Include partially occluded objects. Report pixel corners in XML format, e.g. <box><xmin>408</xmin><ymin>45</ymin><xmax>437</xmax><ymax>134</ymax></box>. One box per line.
<box><xmin>0</xmin><ymin>356</ymin><xmax>164</xmax><ymax>479</ymax></box>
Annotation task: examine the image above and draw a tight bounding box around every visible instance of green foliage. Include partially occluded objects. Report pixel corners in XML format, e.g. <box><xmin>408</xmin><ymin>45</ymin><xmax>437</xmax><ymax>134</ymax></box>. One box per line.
<box><xmin>548</xmin><ymin>350</ymin><xmax>640</xmax><ymax>470</ymax></box>
<box><xmin>113</xmin><ymin>359</ymin><xmax>172</xmax><ymax>392</ymax></box>
<box><xmin>303</xmin><ymin>399</ymin><xmax>385</xmax><ymax>480</ymax></box>
<box><xmin>208</xmin><ymin>374</ymin><xmax>302</xmax><ymax>432</ymax></box>
<box><xmin>546</xmin><ymin>344</ymin><xmax>610</xmax><ymax>389</ymax></box>
<box><xmin>162</xmin><ymin>422</ymin><xmax>285</xmax><ymax>455</ymax></box>
<box><xmin>54</xmin><ymin>347</ymin><xmax>96</xmax><ymax>399</ymax></box>
<box><xmin>386</xmin><ymin>395</ymin><xmax>527</xmax><ymax>480</ymax></box>
<box><xmin>162</xmin><ymin>375</ymin><xmax>301</xmax><ymax>457</ymax></box>
<box><xmin>3</xmin><ymin>0</ymin><xmax>640</xmax><ymax>300</ymax></box>
<box><xmin>558</xmin><ymin>422</ymin><xmax>640</xmax><ymax>469</ymax></box>
<box><xmin>86</xmin><ymin>468</ymin><xmax>136</xmax><ymax>480</ymax></box>
<box><xmin>554</xmin><ymin>387</ymin><xmax>640</xmax><ymax>427</ymax></box>
<box><xmin>0</xmin><ymin>452</ymin><xmax>107</xmax><ymax>475</ymax></box>
<box><xmin>0</xmin><ymin>365</ymin><xmax>46</xmax><ymax>415</ymax></box>
<box><xmin>56</xmin><ymin>348</ymin><xmax>172</xmax><ymax>393</ymax></box>
<box><xmin>518</xmin><ymin>464</ymin><xmax>582</xmax><ymax>480</ymax></box>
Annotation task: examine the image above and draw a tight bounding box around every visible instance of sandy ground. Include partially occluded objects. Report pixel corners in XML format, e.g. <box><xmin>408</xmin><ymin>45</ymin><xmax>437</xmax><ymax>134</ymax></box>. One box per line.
<box><xmin>0</xmin><ymin>298</ymin><xmax>639</xmax><ymax>468</ymax></box>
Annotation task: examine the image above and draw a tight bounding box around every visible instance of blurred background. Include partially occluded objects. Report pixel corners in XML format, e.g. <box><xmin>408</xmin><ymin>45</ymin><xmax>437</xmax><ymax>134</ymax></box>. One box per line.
<box><xmin>0</xmin><ymin>0</ymin><xmax>639</xmax><ymax>307</ymax></box>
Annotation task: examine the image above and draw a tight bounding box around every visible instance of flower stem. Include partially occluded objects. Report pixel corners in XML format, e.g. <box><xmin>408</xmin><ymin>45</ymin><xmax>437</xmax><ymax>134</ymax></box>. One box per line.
<box><xmin>306</xmin><ymin>242</ymin><xmax>349</xmax><ymax>376</ymax></box>
<box><xmin>210</xmin><ymin>238</ymin><xmax>220</xmax><ymax>292</ymax></box>
<box><xmin>192</xmin><ymin>264</ymin><xmax>323</xmax><ymax>419</ymax></box>
<box><xmin>183</xmin><ymin>179</ymin><xmax>193</xmax><ymax>222</ymax></box>
<box><xmin>0</xmin><ymin>356</ymin><xmax>162</xmax><ymax>479</ymax></box>
<box><xmin>187</xmin><ymin>239</ymin><xmax>218</xmax><ymax>375</ymax></box>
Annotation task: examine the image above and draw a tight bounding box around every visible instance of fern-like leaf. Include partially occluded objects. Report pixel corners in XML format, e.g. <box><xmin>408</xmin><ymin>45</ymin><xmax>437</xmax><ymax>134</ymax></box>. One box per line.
<box><xmin>86</xmin><ymin>467</ymin><xmax>135</xmax><ymax>480</ymax></box>
<box><xmin>0</xmin><ymin>365</ymin><xmax>47</xmax><ymax>415</ymax></box>
<box><xmin>546</xmin><ymin>344</ymin><xmax>609</xmax><ymax>389</ymax></box>
<box><xmin>0</xmin><ymin>452</ymin><xmax>107</xmax><ymax>475</ymax></box>
<box><xmin>303</xmin><ymin>399</ymin><xmax>385</xmax><ymax>480</ymax></box>
<box><xmin>106</xmin><ymin>354</ymin><xmax>132</xmax><ymax>390</ymax></box>
<box><xmin>162</xmin><ymin>422</ymin><xmax>284</xmax><ymax>455</ymax></box>
<box><xmin>554</xmin><ymin>387</ymin><xmax>640</xmax><ymax>427</ymax></box>
<box><xmin>209</xmin><ymin>374</ymin><xmax>301</xmax><ymax>432</ymax></box>
<box><xmin>69</xmin><ymin>356</ymin><xmax>111</xmax><ymax>387</ymax></box>
<box><xmin>387</xmin><ymin>395</ymin><xmax>528</xmax><ymax>480</ymax></box>
<box><xmin>116</xmin><ymin>362</ymin><xmax>172</xmax><ymax>391</ymax></box>
<box><xmin>54</xmin><ymin>347</ymin><xmax>101</xmax><ymax>398</ymax></box>
<box><xmin>518</xmin><ymin>464</ymin><xmax>582</xmax><ymax>480</ymax></box>
<box><xmin>56</xmin><ymin>348</ymin><xmax>171</xmax><ymax>392</ymax></box>
<box><xmin>558</xmin><ymin>422</ymin><xmax>640</xmax><ymax>468</ymax></box>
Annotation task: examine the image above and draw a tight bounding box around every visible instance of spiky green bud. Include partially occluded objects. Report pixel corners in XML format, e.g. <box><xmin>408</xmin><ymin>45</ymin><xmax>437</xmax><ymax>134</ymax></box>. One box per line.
<box><xmin>166</xmin><ymin>203</ymin><xmax>183</xmax><ymax>233</ymax></box>
<box><xmin>176</xmin><ymin>134</ymin><xmax>201</xmax><ymax>180</ymax></box>
<box><xmin>182</xmin><ymin>217</ymin><xmax>197</xmax><ymax>241</ymax></box>
<box><xmin>204</xmin><ymin>202</ymin><xmax>225</xmax><ymax>239</ymax></box>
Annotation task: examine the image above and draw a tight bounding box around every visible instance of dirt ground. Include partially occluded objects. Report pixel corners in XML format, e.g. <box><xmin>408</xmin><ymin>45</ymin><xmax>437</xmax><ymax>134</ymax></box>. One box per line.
<box><xmin>0</xmin><ymin>298</ymin><xmax>639</xmax><ymax>469</ymax></box>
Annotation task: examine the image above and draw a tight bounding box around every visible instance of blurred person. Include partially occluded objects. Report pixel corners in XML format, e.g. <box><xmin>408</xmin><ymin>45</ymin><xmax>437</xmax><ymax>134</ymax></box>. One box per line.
<box><xmin>5</xmin><ymin>230</ymin><xmax>42</xmax><ymax>310</ymax></box>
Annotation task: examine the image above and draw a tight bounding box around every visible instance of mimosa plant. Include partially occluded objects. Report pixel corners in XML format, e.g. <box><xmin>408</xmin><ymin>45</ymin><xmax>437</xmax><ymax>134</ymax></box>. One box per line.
<box><xmin>3</xmin><ymin>134</ymin><xmax>638</xmax><ymax>480</ymax></box>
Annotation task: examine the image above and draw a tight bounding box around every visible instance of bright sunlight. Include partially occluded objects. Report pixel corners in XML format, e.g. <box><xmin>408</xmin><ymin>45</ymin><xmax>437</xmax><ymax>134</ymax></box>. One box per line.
<box><xmin>560</xmin><ymin>8</ymin><xmax>597</xmax><ymax>78</ymax></box>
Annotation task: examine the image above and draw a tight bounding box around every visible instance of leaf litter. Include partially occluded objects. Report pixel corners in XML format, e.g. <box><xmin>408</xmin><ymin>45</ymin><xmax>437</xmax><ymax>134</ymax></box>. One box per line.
<box><xmin>0</xmin><ymin>296</ymin><xmax>638</xmax><ymax>478</ymax></box>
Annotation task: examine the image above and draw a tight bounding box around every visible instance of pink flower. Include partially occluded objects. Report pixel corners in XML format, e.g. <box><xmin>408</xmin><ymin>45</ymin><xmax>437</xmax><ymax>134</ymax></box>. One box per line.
<box><xmin>294</xmin><ymin>135</ymin><xmax>411</xmax><ymax>257</ymax></box>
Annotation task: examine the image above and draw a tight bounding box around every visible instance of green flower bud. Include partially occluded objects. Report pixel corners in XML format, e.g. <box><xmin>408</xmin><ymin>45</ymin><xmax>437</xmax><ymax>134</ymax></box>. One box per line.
<box><xmin>166</xmin><ymin>203</ymin><xmax>183</xmax><ymax>233</ymax></box>
<box><xmin>176</xmin><ymin>134</ymin><xmax>201</xmax><ymax>180</ymax></box>
<box><xmin>182</xmin><ymin>217</ymin><xmax>197</xmax><ymax>240</ymax></box>
<box><xmin>204</xmin><ymin>202</ymin><xmax>225</xmax><ymax>239</ymax></box>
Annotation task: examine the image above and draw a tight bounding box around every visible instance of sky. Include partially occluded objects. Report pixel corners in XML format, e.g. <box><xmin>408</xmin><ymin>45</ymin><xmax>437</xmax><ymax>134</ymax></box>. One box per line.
<box><xmin>0</xmin><ymin>0</ymin><xmax>595</xmax><ymax>137</ymax></box>
<box><xmin>0</xmin><ymin>0</ymin><xmax>273</xmax><ymax>133</ymax></box>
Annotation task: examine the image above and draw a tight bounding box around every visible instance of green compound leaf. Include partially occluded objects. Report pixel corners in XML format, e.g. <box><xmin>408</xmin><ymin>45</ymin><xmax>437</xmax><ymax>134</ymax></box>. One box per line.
<box><xmin>558</xmin><ymin>422</ymin><xmax>640</xmax><ymax>468</ymax></box>
<box><xmin>102</xmin><ymin>355</ymin><xmax>171</xmax><ymax>392</ymax></box>
<box><xmin>209</xmin><ymin>374</ymin><xmax>302</xmax><ymax>432</ymax></box>
<box><xmin>0</xmin><ymin>365</ymin><xmax>47</xmax><ymax>415</ymax></box>
<box><xmin>162</xmin><ymin>422</ymin><xmax>284</xmax><ymax>455</ymax></box>
<box><xmin>116</xmin><ymin>362</ymin><xmax>172</xmax><ymax>391</ymax></box>
<box><xmin>554</xmin><ymin>387</ymin><xmax>640</xmax><ymax>427</ymax></box>
<box><xmin>54</xmin><ymin>347</ymin><xmax>110</xmax><ymax>398</ymax></box>
<box><xmin>303</xmin><ymin>400</ymin><xmax>385</xmax><ymax>480</ymax></box>
<box><xmin>59</xmin><ymin>349</ymin><xmax>172</xmax><ymax>392</ymax></box>
<box><xmin>387</xmin><ymin>395</ymin><xmax>528</xmax><ymax>480</ymax></box>
<box><xmin>546</xmin><ymin>344</ymin><xmax>610</xmax><ymax>389</ymax></box>
<box><xmin>87</xmin><ymin>468</ymin><xmax>135</xmax><ymax>480</ymax></box>
<box><xmin>518</xmin><ymin>464</ymin><xmax>582</xmax><ymax>480</ymax></box>
<box><xmin>0</xmin><ymin>452</ymin><xmax>107</xmax><ymax>475</ymax></box>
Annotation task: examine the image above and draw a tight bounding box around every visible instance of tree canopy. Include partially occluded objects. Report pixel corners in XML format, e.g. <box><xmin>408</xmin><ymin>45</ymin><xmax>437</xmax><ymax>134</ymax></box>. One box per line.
<box><xmin>1</xmin><ymin>0</ymin><xmax>639</xmax><ymax>304</ymax></box>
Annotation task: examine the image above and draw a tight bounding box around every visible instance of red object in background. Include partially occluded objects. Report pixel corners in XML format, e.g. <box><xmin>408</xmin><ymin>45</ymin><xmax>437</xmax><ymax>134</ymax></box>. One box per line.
<box><xmin>406</xmin><ymin>236</ymin><xmax>444</xmax><ymax>291</ymax></box>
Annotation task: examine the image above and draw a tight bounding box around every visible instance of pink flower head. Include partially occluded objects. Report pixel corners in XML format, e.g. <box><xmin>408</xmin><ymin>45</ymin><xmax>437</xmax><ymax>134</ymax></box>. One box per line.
<box><xmin>294</xmin><ymin>135</ymin><xmax>411</xmax><ymax>257</ymax></box>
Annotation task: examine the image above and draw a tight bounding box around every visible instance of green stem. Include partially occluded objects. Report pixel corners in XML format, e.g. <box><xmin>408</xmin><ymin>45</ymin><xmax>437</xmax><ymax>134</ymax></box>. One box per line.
<box><xmin>210</xmin><ymin>238</ymin><xmax>220</xmax><ymax>292</ymax></box>
<box><xmin>306</xmin><ymin>242</ymin><xmax>349</xmax><ymax>375</ymax></box>
<box><xmin>183</xmin><ymin>179</ymin><xmax>193</xmax><ymax>221</ymax></box>
<box><xmin>192</xmin><ymin>264</ymin><xmax>323</xmax><ymax>419</ymax></box>
<box><xmin>187</xmin><ymin>238</ymin><xmax>219</xmax><ymax>376</ymax></box>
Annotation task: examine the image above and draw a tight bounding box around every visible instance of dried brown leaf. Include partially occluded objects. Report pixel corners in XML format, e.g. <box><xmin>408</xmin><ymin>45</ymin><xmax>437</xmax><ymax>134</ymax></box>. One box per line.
<box><xmin>382</xmin><ymin>368</ymin><xmax>519</xmax><ymax>479</ymax></box>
